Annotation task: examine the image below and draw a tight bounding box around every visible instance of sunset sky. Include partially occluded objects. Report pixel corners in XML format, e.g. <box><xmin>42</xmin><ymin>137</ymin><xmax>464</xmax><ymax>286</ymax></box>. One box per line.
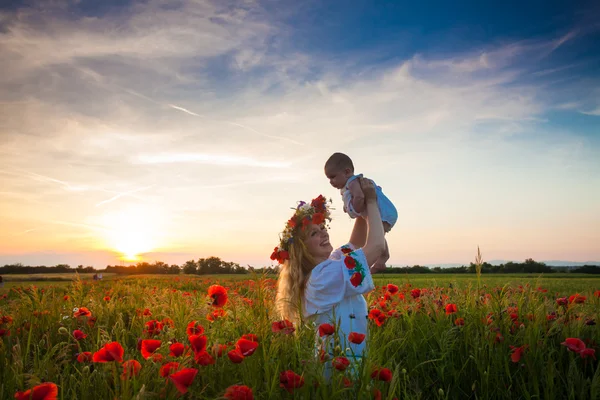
<box><xmin>1</xmin><ymin>0</ymin><xmax>599</xmax><ymax>268</ymax></box>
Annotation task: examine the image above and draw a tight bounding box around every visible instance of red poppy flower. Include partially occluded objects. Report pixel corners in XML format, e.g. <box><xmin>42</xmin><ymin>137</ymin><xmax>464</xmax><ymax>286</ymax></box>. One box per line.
<box><xmin>580</xmin><ymin>348</ymin><xmax>596</xmax><ymax>359</ymax></box>
<box><xmin>410</xmin><ymin>288</ymin><xmax>421</xmax><ymax>299</ymax></box>
<box><xmin>279</xmin><ymin>370</ymin><xmax>305</xmax><ymax>393</ymax></box>
<box><xmin>287</xmin><ymin>217</ymin><xmax>297</xmax><ymax>228</ymax></box>
<box><xmin>186</xmin><ymin>321</ymin><xmax>204</xmax><ymax>336</ymax></box>
<box><xmin>241</xmin><ymin>333</ymin><xmax>259</xmax><ymax>342</ymax></box>
<box><xmin>445</xmin><ymin>304</ymin><xmax>458</xmax><ymax>315</ymax></box>
<box><xmin>93</xmin><ymin>341</ymin><xmax>124</xmax><ymax>363</ymax></box>
<box><xmin>350</xmin><ymin>272</ymin><xmax>362</xmax><ymax>287</ymax></box>
<box><xmin>208</xmin><ymin>285</ymin><xmax>228</xmax><ymax>307</ymax></box>
<box><xmin>236</xmin><ymin>338</ymin><xmax>259</xmax><ymax>356</ymax></box>
<box><xmin>86</xmin><ymin>316</ymin><xmax>97</xmax><ymax>328</ymax></box>
<box><xmin>168</xmin><ymin>368</ymin><xmax>198</xmax><ymax>394</ymax></box>
<box><xmin>14</xmin><ymin>383</ymin><xmax>58</xmax><ymax>400</ymax></box>
<box><xmin>169</xmin><ymin>342</ymin><xmax>186</xmax><ymax>357</ymax></box>
<box><xmin>312</xmin><ymin>212</ymin><xmax>325</xmax><ymax>225</ymax></box>
<box><xmin>76</xmin><ymin>352</ymin><xmax>92</xmax><ymax>363</ymax></box>
<box><xmin>121</xmin><ymin>360</ymin><xmax>142</xmax><ymax>380</ymax></box>
<box><xmin>454</xmin><ymin>318</ymin><xmax>465</xmax><ymax>326</ymax></box>
<box><xmin>161</xmin><ymin>318</ymin><xmax>174</xmax><ymax>328</ymax></box>
<box><xmin>271</xmin><ymin>320</ymin><xmax>295</xmax><ymax>334</ymax></box>
<box><xmin>224</xmin><ymin>384</ymin><xmax>254</xmax><ymax>400</ymax></box>
<box><xmin>194</xmin><ymin>350</ymin><xmax>215</xmax><ymax>366</ymax></box>
<box><xmin>212</xmin><ymin>343</ymin><xmax>228</xmax><ymax>357</ymax></box>
<box><xmin>73</xmin><ymin>307</ymin><xmax>91</xmax><ymax>318</ymax></box>
<box><xmin>270</xmin><ymin>247</ymin><xmax>280</xmax><ymax>261</ymax></box>
<box><xmin>556</xmin><ymin>297</ymin><xmax>568</xmax><ymax>306</ymax></box>
<box><xmin>227</xmin><ymin>349</ymin><xmax>245</xmax><ymax>363</ymax></box>
<box><xmin>509</xmin><ymin>345</ymin><xmax>527</xmax><ymax>363</ymax></box>
<box><xmin>160</xmin><ymin>362</ymin><xmax>180</xmax><ymax>378</ymax></box>
<box><xmin>348</xmin><ymin>332</ymin><xmax>365</xmax><ymax>344</ymax></box>
<box><xmin>144</xmin><ymin>320</ymin><xmax>163</xmax><ymax>336</ymax></box>
<box><xmin>371</xmin><ymin>367</ymin><xmax>393</xmax><ymax>382</ymax></box>
<box><xmin>569</xmin><ymin>294</ymin><xmax>586</xmax><ymax>304</ymax></box>
<box><xmin>318</xmin><ymin>323</ymin><xmax>335</xmax><ymax>337</ymax></box>
<box><xmin>332</xmin><ymin>356</ymin><xmax>350</xmax><ymax>371</ymax></box>
<box><xmin>561</xmin><ymin>338</ymin><xmax>586</xmax><ymax>353</ymax></box>
<box><xmin>151</xmin><ymin>353</ymin><xmax>164</xmax><ymax>363</ymax></box>
<box><xmin>188</xmin><ymin>335</ymin><xmax>207</xmax><ymax>353</ymax></box>
<box><xmin>140</xmin><ymin>339</ymin><xmax>162</xmax><ymax>359</ymax></box>
<box><xmin>103</xmin><ymin>296</ymin><xmax>110</xmax><ymax>302</ymax></box>
<box><xmin>0</xmin><ymin>329</ymin><xmax>10</xmax><ymax>337</ymax></box>
<box><xmin>344</xmin><ymin>256</ymin><xmax>356</xmax><ymax>269</ymax></box>
<box><xmin>207</xmin><ymin>308</ymin><xmax>227</xmax><ymax>322</ymax></box>
<box><xmin>386</xmin><ymin>284</ymin><xmax>399</xmax><ymax>294</ymax></box>
<box><xmin>72</xmin><ymin>329</ymin><xmax>87</xmax><ymax>340</ymax></box>
<box><xmin>594</xmin><ymin>290</ymin><xmax>600</xmax><ymax>298</ymax></box>
<box><xmin>302</xmin><ymin>216</ymin><xmax>311</xmax><ymax>229</ymax></box>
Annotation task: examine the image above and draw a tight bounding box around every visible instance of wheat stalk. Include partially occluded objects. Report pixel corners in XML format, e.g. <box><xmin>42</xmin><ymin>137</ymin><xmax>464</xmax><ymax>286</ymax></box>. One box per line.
<box><xmin>475</xmin><ymin>245</ymin><xmax>483</xmax><ymax>291</ymax></box>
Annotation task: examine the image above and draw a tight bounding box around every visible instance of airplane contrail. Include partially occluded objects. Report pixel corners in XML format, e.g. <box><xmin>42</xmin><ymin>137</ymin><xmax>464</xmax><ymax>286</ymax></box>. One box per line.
<box><xmin>168</xmin><ymin>104</ymin><xmax>203</xmax><ymax>117</ymax></box>
<box><xmin>95</xmin><ymin>185</ymin><xmax>155</xmax><ymax>207</ymax></box>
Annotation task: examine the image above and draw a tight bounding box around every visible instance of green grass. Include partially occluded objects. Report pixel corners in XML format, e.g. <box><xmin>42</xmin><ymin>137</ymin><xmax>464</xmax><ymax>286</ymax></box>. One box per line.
<box><xmin>0</xmin><ymin>274</ymin><xmax>598</xmax><ymax>399</ymax></box>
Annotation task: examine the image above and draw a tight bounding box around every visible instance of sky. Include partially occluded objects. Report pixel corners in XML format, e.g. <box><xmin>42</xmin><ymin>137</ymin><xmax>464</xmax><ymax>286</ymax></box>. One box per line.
<box><xmin>0</xmin><ymin>0</ymin><xmax>599</xmax><ymax>268</ymax></box>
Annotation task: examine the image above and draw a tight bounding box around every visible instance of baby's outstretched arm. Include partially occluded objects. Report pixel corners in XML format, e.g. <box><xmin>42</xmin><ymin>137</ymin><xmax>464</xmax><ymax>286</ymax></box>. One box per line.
<box><xmin>349</xmin><ymin>178</ymin><xmax>366</xmax><ymax>214</ymax></box>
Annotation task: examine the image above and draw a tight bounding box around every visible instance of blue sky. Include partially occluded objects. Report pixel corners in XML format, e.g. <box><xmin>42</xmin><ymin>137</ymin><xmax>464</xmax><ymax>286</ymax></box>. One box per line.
<box><xmin>0</xmin><ymin>0</ymin><xmax>598</xmax><ymax>267</ymax></box>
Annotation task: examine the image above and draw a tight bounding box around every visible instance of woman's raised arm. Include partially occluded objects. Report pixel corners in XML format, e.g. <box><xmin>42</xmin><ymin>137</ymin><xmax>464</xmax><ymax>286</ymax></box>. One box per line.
<box><xmin>359</xmin><ymin>178</ymin><xmax>386</xmax><ymax>267</ymax></box>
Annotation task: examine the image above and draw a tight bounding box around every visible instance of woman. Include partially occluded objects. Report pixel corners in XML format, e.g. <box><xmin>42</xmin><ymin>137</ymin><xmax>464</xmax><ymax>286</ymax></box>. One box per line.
<box><xmin>273</xmin><ymin>177</ymin><xmax>386</xmax><ymax>377</ymax></box>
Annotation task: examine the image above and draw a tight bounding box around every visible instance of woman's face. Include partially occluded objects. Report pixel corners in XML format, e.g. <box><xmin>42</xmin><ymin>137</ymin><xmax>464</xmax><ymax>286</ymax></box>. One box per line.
<box><xmin>304</xmin><ymin>223</ymin><xmax>333</xmax><ymax>263</ymax></box>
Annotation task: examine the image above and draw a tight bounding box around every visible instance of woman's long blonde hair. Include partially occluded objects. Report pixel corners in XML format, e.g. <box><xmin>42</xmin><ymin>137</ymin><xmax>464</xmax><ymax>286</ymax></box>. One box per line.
<box><xmin>275</xmin><ymin>234</ymin><xmax>316</xmax><ymax>325</ymax></box>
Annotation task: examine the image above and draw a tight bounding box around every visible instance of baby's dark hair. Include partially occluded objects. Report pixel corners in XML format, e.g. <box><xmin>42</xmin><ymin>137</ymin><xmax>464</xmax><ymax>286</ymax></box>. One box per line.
<box><xmin>324</xmin><ymin>152</ymin><xmax>354</xmax><ymax>172</ymax></box>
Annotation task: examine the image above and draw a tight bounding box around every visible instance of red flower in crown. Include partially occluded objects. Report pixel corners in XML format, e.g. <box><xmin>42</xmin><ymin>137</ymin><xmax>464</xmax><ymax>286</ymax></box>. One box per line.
<box><xmin>272</xmin><ymin>195</ymin><xmax>332</xmax><ymax>264</ymax></box>
<box><xmin>312</xmin><ymin>212</ymin><xmax>325</xmax><ymax>225</ymax></box>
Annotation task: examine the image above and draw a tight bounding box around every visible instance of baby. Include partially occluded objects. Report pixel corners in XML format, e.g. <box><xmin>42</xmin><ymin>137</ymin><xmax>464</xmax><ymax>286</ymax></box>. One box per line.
<box><xmin>324</xmin><ymin>152</ymin><xmax>398</xmax><ymax>269</ymax></box>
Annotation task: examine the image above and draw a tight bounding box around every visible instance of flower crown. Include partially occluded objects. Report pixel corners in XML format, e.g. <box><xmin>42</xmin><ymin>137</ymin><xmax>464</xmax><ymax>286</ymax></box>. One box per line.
<box><xmin>270</xmin><ymin>195</ymin><xmax>333</xmax><ymax>264</ymax></box>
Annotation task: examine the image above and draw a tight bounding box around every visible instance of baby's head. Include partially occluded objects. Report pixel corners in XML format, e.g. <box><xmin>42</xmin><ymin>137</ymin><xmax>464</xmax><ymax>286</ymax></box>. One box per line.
<box><xmin>324</xmin><ymin>152</ymin><xmax>354</xmax><ymax>189</ymax></box>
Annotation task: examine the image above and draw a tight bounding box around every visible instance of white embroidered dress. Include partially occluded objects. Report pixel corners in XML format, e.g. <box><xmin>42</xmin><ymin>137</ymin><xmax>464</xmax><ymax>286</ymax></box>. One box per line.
<box><xmin>304</xmin><ymin>243</ymin><xmax>375</xmax><ymax>374</ymax></box>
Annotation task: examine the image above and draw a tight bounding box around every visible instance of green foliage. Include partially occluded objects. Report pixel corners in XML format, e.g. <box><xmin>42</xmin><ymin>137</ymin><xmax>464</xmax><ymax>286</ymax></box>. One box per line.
<box><xmin>0</xmin><ymin>274</ymin><xmax>598</xmax><ymax>399</ymax></box>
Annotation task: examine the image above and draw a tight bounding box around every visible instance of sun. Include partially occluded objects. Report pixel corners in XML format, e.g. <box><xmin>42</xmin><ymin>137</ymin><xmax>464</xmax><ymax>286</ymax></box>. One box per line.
<box><xmin>100</xmin><ymin>206</ymin><xmax>163</xmax><ymax>262</ymax></box>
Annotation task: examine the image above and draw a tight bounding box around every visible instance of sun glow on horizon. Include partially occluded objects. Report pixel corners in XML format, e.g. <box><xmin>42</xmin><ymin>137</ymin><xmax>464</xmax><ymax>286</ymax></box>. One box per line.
<box><xmin>99</xmin><ymin>206</ymin><xmax>164</xmax><ymax>262</ymax></box>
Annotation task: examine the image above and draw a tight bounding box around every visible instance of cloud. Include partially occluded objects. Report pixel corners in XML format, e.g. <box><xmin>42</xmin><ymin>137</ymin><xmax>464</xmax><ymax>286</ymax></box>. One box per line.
<box><xmin>0</xmin><ymin>0</ymin><xmax>598</xmax><ymax>266</ymax></box>
<box><xmin>580</xmin><ymin>106</ymin><xmax>600</xmax><ymax>116</ymax></box>
<box><xmin>134</xmin><ymin>153</ymin><xmax>291</xmax><ymax>168</ymax></box>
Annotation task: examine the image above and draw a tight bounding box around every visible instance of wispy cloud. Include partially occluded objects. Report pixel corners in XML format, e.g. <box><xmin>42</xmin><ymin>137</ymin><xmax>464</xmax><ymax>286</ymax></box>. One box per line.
<box><xmin>580</xmin><ymin>106</ymin><xmax>600</xmax><ymax>116</ymax></box>
<box><xmin>135</xmin><ymin>153</ymin><xmax>291</xmax><ymax>168</ymax></box>
<box><xmin>0</xmin><ymin>0</ymin><xmax>598</xmax><ymax>266</ymax></box>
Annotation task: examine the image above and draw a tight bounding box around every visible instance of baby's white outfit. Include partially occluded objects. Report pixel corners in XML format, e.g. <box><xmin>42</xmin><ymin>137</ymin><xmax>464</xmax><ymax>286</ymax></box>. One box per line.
<box><xmin>341</xmin><ymin>174</ymin><xmax>398</xmax><ymax>229</ymax></box>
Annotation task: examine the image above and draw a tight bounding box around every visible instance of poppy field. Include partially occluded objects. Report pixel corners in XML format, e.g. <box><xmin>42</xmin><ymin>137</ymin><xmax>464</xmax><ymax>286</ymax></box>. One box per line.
<box><xmin>0</xmin><ymin>274</ymin><xmax>599</xmax><ymax>399</ymax></box>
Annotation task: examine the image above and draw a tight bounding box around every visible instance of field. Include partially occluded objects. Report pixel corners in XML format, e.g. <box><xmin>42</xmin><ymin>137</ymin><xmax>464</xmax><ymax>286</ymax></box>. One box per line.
<box><xmin>1</xmin><ymin>273</ymin><xmax>599</xmax><ymax>399</ymax></box>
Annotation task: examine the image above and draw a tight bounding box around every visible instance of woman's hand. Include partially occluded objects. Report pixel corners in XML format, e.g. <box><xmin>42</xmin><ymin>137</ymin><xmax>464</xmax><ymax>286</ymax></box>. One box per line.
<box><xmin>358</xmin><ymin>177</ymin><xmax>377</xmax><ymax>201</ymax></box>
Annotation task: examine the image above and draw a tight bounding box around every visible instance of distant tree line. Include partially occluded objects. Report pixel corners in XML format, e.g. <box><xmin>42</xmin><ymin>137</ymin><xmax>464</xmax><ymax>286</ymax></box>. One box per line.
<box><xmin>1</xmin><ymin>258</ymin><xmax>599</xmax><ymax>275</ymax></box>
<box><xmin>380</xmin><ymin>259</ymin><xmax>600</xmax><ymax>274</ymax></box>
